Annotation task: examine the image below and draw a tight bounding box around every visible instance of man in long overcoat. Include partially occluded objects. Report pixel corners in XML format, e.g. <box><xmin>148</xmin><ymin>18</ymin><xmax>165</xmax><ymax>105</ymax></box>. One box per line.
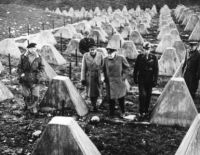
<box><xmin>81</xmin><ymin>43</ymin><xmax>104</xmax><ymax>111</ymax></box>
<box><xmin>182</xmin><ymin>42</ymin><xmax>200</xmax><ymax>99</ymax></box>
<box><xmin>103</xmin><ymin>47</ymin><xmax>130</xmax><ymax>117</ymax></box>
<box><xmin>17</xmin><ymin>43</ymin><xmax>44</xmax><ymax>115</ymax></box>
<box><xmin>133</xmin><ymin>42</ymin><xmax>158</xmax><ymax>116</ymax></box>
<box><xmin>79</xmin><ymin>30</ymin><xmax>95</xmax><ymax>55</ymax></box>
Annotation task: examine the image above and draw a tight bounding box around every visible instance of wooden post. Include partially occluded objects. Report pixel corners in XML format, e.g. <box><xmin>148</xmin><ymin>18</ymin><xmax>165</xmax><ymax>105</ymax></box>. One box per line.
<box><xmin>27</xmin><ymin>40</ymin><xmax>29</xmax><ymax>46</ymax></box>
<box><xmin>60</xmin><ymin>33</ymin><xmax>62</xmax><ymax>53</ymax></box>
<box><xmin>71</xmin><ymin>17</ymin><xmax>73</xmax><ymax>24</ymax></box>
<box><xmin>27</xmin><ymin>24</ymin><xmax>29</xmax><ymax>35</ymax></box>
<box><xmin>8</xmin><ymin>27</ymin><xmax>11</xmax><ymax>38</ymax></box>
<box><xmin>75</xmin><ymin>49</ymin><xmax>78</xmax><ymax>66</ymax></box>
<box><xmin>8</xmin><ymin>54</ymin><xmax>11</xmax><ymax>75</ymax></box>
<box><xmin>97</xmin><ymin>35</ymin><xmax>99</xmax><ymax>47</ymax></box>
<box><xmin>69</xmin><ymin>62</ymin><xmax>72</xmax><ymax>79</ymax></box>
<box><xmin>42</xmin><ymin>23</ymin><xmax>45</xmax><ymax>30</ymax></box>
<box><xmin>120</xmin><ymin>40</ymin><xmax>122</xmax><ymax>48</ymax></box>
<box><xmin>52</xmin><ymin>20</ymin><xmax>54</xmax><ymax>29</ymax></box>
<box><xmin>64</xmin><ymin>17</ymin><xmax>66</xmax><ymax>26</ymax></box>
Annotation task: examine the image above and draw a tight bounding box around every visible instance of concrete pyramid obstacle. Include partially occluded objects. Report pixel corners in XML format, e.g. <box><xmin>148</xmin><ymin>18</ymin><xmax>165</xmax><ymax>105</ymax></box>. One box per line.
<box><xmin>0</xmin><ymin>81</ymin><xmax>14</xmax><ymax>102</ymax></box>
<box><xmin>65</xmin><ymin>39</ymin><xmax>82</xmax><ymax>56</ymax></box>
<box><xmin>184</xmin><ymin>14</ymin><xmax>199</xmax><ymax>31</ymax></box>
<box><xmin>129</xmin><ymin>20</ymin><xmax>137</xmax><ymax>31</ymax></box>
<box><xmin>157</xmin><ymin>25</ymin><xmax>171</xmax><ymax>40</ymax></box>
<box><xmin>40</xmin><ymin>76</ymin><xmax>88</xmax><ymax>116</ymax></box>
<box><xmin>40</xmin><ymin>44</ymin><xmax>67</xmax><ymax>65</ymax></box>
<box><xmin>41</xmin><ymin>58</ymin><xmax>57</xmax><ymax>81</ymax></box>
<box><xmin>137</xmin><ymin>23</ymin><xmax>149</xmax><ymax>35</ymax></box>
<box><xmin>173</xmin><ymin>61</ymin><xmax>184</xmax><ymax>78</ymax></box>
<box><xmin>173</xmin><ymin>40</ymin><xmax>186</xmax><ymax>63</ymax></box>
<box><xmin>118</xmin><ymin>41</ymin><xmax>138</xmax><ymax>59</ymax></box>
<box><xmin>90</xmin><ymin>29</ymin><xmax>107</xmax><ymax>42</ymax></box>
<box><xmin>55</xmin><ymin>8</ymin><xmax>62</xmax><ymax>15</ymax></box>
<box><xmin>175</xmin><ymin>114</ymin><xmax>200</xmax><ymax>155</ymax></box>
<box><xmin>189</xmin><ymin>20</ymin><xmax>200</xmax><ymax>41</ymax></box>
<box><xmin>0</xmin><ymin>38</ymin><xmax>21</xmax><ymax>58</ymax></box>
<box><xmin>29</xmin><ymin>30</ymin><xmax>57</xmax><ymax>49</ymax></box>
<box><xmin>181</xmin><ymin>11</ymin><xmax>191</xmax><ymax>25</ymax></box>
<box><xmin>170</xmin><ymin>29</ymin><xmax>181</xmax><ymax>42</ymax></box>
<box><xmin>54</xmin><ymin>27</ymin><xmax>75</xmax><ymax>39</ymax></box>
<box><xmin>110</xmin><ymin>19</ymin><xmax>121</xmax><ymax>28</ymax></box>
<box><xmin>158</xmin><ymin>47</ymin><xmax>181</xmax><ymax>76</ymax></box>
<box><xmin>156</xmin><ymin>34</ymin><xmax>174</xmax><ymax>53</ymax></box>
<box><xmin>107</xmin><ymin>34</ymin><xmax>124</xmax><ymax>49</ymax></box>
<box><xmin>32</xmin><ymin>117</ymin><xmax>101</xmax><ymax>155</ymax></box>
<box><xmin>96</xmin><ymin>47</ymin><xmax>108</xmax><ymax>57</ymax></box>
<box><xmin>150</xmin><ymin>77</ymin><xmax>198</xmax><ymax>127</ymax></box>
<box><xmin>101</xmin><ymin>23</ymin><xmax>116</xmax><ymax>36</ymax></box>
<box><xmin>121</xmin><ymin>26</ymin><xmax>132</xmax><ymax>39</ymax></box>
<box><xmin>129</xmin><ymin>30</ymin><xmax>144</xmax><ymax>45</ymax></box>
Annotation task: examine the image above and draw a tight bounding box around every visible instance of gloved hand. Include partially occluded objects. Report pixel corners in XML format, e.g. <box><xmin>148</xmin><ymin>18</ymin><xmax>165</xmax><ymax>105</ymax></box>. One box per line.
<box><xmin>81</xmin><ymin>80</ymin><xmax>87</xmax><ymax>86</ymax></box>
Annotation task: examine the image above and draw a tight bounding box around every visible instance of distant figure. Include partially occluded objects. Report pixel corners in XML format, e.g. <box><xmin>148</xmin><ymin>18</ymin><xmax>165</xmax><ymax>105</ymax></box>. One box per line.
<box><xmin>79</xmin><ymin>30</ymin><xmax>95</xmax><ymax>55</ymax></box>
<box><xmin>17</xmin><ymin>43</ymin><xmax>44</xmax><ymax>115</ymax></box>
<box><xmin>133</xmin><ymin>42</ymin><xmax>158</xmax><ymax>117</ymax></box>
<box><xmin>103</xmin><ymin>47</ymin><xmax>130</xmax><ymax>117</ymax></box>
<box><xmin>182</xmin><ymin>42</ymin><xmax>200</xmax><ymax>99</ymax></box>
<box><xmin>81</xmin><ymin>42</ymin><xmax>104</xmax><ymax>112</ymax></box>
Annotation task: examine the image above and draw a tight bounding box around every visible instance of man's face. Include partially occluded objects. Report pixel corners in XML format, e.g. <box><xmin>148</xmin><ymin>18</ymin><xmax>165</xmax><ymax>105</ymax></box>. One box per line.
<box><xmin>29</xmin><ymin>47</ymin><xmax>37</xmax><ymax>55</ymax></box>
<box><xmin>89</xmin><ymin>47</ymin><xmax>97</xmax><ymax>55</ymax></box>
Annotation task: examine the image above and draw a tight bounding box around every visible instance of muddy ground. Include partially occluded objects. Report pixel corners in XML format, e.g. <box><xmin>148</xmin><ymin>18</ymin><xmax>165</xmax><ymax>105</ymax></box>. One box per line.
<box><xmin>0</xmin><ymin>4</ymin><xmax>200</xmax><ymax>155</ymax></box>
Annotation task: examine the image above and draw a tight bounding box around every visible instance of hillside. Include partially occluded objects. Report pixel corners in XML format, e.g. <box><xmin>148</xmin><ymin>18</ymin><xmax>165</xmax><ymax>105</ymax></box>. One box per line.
<box><xmin>0</xmin><ymin>0</ymin><xmax>199</xmax><ymax>10</ymax></box>
<box><xmin>0</xmin><ymin>4</ymin><xmax>69</xmax><ymax>41</ymax></box>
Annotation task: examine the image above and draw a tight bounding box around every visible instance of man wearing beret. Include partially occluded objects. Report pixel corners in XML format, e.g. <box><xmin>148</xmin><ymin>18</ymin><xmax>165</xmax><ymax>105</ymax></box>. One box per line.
<box><xmin>103</xmin><ymin>47</ymin><xmax>130</xmax><ymax>117</ymax></box>
<box><xmin>182</xmin><ymin>41</ymin><xmax>200</xmax><ymax>99</ymax></box>
<box><xmin>133</xmin><ymin>42</ymin><xmax>158</xmax><ymax>118</ymax></box>
<box><xmin>17</xmin><ymin>43</ymin><xmax>44</xmax><ymax>116</ymax></box>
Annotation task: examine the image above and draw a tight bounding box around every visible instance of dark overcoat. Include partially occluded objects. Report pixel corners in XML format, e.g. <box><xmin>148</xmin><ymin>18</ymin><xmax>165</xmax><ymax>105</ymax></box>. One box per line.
<box><xmin>134</xmin><ymin>53</ymin><xmax>158</xmax><ymax>86</ymax></box>
<box><xmin>182</xmin><ymin>50</ymin><xmax>200</xmax><ymax>95</ymax></box>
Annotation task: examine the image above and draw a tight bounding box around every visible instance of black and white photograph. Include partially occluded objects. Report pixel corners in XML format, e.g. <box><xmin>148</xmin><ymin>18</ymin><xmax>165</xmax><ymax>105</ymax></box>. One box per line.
<box><xmin>0</xmin><ymin>0</ymin><xmax>200</xmax><ymax>154</ymax></box>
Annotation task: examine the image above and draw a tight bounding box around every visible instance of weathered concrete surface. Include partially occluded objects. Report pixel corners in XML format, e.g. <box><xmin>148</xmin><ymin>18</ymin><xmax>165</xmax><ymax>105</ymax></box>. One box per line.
<box><xmin>32</xmin><ymin>117</ymin><xmax>101</xmax><ymax>155</ymax></box>
<box><xmin>150</xmin><ymin>77</ymin><xmax>198</xmax><ymax>127</ymax></box>
<box><xmin>40</xmin><ymin>76</ymin><xmax>88</xmax><ymax>116</ymax></box>
<box><xmin>175</xmin><ymin>114</ymin><xmax>200</xmax><ymax>155</ymax></box>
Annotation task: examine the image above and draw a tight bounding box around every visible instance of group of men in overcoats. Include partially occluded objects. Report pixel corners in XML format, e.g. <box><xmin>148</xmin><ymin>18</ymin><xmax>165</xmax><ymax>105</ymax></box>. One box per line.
<box><xmin>80</xmin><ymin>40</ymin><xmax>159</xmax><ymax>117</ymax></box>
<box><xmin>17</xmin><ymin>32</ymin><xmax>200</xmax><ymax>118</ymax></box>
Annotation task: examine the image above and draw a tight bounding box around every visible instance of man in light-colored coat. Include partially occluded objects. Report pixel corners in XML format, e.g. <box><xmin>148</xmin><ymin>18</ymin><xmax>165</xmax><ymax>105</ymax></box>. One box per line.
<box><xmin>81</xmin><ymin>43</ymin><xmax>104</xmax><ymax>111</ymax></box>
<box><xmin>103</xmin><ymin>47</ymin><xmax>130</xmax><ymax>117</ymax></box>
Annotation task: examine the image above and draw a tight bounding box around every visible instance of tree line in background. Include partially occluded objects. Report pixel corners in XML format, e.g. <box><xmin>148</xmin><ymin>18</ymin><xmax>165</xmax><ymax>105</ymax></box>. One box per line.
<box><xmin>0</xmin><ymin>0</ymin><xmax>199</xmax><ymax>11</ymax></box>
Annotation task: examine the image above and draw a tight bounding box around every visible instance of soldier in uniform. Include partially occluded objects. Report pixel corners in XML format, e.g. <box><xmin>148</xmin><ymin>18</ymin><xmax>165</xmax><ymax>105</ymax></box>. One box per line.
<box><xmin>182</xmin><ymin>42</ymin><xmax>200</xmax><ymax>99</ymax></box>
<box><xmin>81</xmin><ymin>42</ymin><xmax>104</xmax><ymax>112</ymax></box>
<box><xmin>79</xmin><ymin>30</ymin><xmax>96</xmax><ymax>55</ymax></box>
<box><xmin>17</xmin><ymin>43</ymin><xmax>44</xmax><ymax>115</ymax></box>
<box><xmin>133</xmin><ymin>42</ymin><xmax>158</xmax><ymax>117</ymax></box>
<box><xmin>103</xmin><ymin>47</ymin><xmax>130</xmax><ymax>117</ymax></box>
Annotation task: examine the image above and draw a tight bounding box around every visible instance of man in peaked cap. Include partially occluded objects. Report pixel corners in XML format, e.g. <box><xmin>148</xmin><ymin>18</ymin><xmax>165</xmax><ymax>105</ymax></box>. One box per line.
<box><xmin>103</xmin><ymin>46</ymin><xmax>130</xmax><ymax>117</ymax></box>
<box><xmin>17</xmin><ymin>43</ymin><xmax>44</xmax><ymax>116</ymax></box>
<box><xmin>182</xmin><ymin>41</ymin><xmax>200</xmax><ymax>99</ymax></box>
<box><xmin>81</xmin><ymin>42</ymin><xmax>104</xmax><ymax>112</ymax></box>
<box><xmin>79</xmin><ymin>30</ymin><xmax>96</xmax><ymax>55</ymax></box>
<box><xmin>133</xmin><ymin>42</ymin><xmax>158</xmax><ymax>118</ymax></box>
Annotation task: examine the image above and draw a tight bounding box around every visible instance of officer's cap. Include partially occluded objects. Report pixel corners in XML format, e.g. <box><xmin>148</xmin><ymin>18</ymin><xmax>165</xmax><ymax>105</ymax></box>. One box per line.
<box><xmin>27</xmin><ymin>43</ymin><xmax>37</xmax><ymax>49</ymax></box>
